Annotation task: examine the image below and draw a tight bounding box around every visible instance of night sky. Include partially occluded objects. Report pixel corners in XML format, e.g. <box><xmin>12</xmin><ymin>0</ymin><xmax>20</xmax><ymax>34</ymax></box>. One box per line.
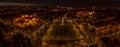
<box><xmin>0</xmin><ymin>0</ymin><xmax>120</xmax><ymax>6</ymax></box>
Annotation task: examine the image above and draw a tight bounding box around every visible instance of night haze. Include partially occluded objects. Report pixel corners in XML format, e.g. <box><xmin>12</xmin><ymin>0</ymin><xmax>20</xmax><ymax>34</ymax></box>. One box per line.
<box><xmin>0</xmin><ymin>0</ymin><xmax>120</xmax><ymax>6</ymax></box>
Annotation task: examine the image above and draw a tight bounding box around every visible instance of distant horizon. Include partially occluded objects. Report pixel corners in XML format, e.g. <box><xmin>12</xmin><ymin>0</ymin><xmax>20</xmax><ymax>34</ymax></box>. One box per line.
<box><xmin>0</xmin><ymin>2</ymin><xmax>42</xmax><ymax>6</ymax></box>
<box><xmin>0</xmin><ymin>1</ymin><xmax>120</xmax><ymax>7</ymax></box>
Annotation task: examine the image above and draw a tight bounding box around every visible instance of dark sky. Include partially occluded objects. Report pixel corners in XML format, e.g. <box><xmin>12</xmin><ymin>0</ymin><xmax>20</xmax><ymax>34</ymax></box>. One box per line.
<box><xmin>0</xmin><ymin>0</ymin><xmax>120</xmax><ymax>6</ymax></box>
